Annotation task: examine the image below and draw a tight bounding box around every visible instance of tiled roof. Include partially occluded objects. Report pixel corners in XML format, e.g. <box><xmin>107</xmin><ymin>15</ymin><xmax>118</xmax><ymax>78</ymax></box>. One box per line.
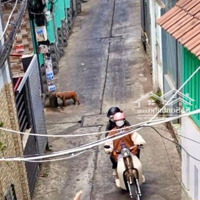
<box><xmin>157</xmin><ymin>0</ymin><xmax>200</xmax><ymax>59</ymax></box>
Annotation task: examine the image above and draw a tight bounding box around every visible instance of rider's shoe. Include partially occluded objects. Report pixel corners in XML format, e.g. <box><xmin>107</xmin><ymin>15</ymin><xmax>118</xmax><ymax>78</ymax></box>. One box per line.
<box><xmin>115</xmin><ymin>178</ymin><xmax>121</xmax><ymax>188</ymax></box>
<box><xmin>113</xmin><ymin>169</ymin><xmax>120</xmax><ymax>187</ymax></box>
<box><xmin>142</xmin><ymin>175</ymin><xmax>145</xmax><ymax>183</ymax></box>
<box><xmin>112</xmin><ymin>170</ymin><xmax>117</xmax><ymax>176</ymax></box>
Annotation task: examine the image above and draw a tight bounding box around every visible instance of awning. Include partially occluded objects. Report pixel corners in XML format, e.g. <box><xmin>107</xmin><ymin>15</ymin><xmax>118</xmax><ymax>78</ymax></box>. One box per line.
<box><xmin>157</xmin><ymin>0</ymin><xmax>200</xmax><ymax>59</ymax></box>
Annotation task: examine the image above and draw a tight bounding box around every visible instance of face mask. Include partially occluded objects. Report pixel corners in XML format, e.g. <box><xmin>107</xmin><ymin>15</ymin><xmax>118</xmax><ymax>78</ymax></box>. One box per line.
<box><xmin>116</xmin><ymin>120</ymin><xmax>124</xmax><ymax>127</ymax></box>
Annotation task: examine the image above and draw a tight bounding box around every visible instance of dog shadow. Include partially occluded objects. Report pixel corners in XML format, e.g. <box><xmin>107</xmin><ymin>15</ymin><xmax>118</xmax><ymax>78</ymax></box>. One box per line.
<box><xmin>57</xmin><ymin>99</ymin><xmax>78</xmax><ymax>107</ymax></box>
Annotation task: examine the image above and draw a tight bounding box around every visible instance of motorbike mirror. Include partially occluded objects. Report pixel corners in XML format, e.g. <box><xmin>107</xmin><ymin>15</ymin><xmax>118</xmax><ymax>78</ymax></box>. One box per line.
<box><xmin>104</xmin><ymin>145</ymin><xmax>111</xmax><ymax>149</ymax></box>
<box><xmin>138</xmin><ymin>144</ymin><xmax>144</xmax><ymax>149</ymax></box>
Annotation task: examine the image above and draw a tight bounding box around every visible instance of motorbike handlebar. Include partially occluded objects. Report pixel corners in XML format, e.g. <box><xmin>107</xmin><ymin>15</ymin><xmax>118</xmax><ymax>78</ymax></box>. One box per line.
<box><xmin>137</xmin><ymin>144</ymin><xmax>144</xmax><ymax>149</ymax></box>
<box><xmin>104</xmin><ymin>144</ymin><xmax>144</xmax><ymax>153</ymax></box>
<box><xmin>129</xmin><ymin>144</ymin><xmax>144</xmax><ymax>150</ymax></box>
<box><xmin>115</xmin><ymin>145</ymin><xmax>143</xmax><ymax>153</ymax></box>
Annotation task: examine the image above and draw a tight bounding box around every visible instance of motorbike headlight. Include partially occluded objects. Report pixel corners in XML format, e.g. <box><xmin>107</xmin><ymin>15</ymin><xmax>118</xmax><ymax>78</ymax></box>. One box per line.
<box><xmin>121</xmin><ymin>148</ymin><xmax>131</xmax><ymax>157</ymax></box>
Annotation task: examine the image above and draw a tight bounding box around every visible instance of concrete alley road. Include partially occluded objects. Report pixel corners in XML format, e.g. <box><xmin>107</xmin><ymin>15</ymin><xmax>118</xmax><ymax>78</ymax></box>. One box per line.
<box><xmin>33</xmin><ymin>0</ymin><xmax>189</xmax><ymax>200</ymax></box>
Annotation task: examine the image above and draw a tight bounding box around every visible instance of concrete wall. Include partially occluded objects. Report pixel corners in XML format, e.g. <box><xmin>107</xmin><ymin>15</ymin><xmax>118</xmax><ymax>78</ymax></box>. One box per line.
<box><xmin>0</xmin><ymin>76</ymin><xmax>31</xmax><ymax>200</ymax></box>
<box><xmin>0</xmin><ymin>15</ymin><xmax>30</xmax><ymax>200</ymax></box>
<box><xmin>182</xmin><ymin>116</ymin><xmax>200</xmax><ymax>200</ymax></box>
<box><xmin>149</xmin><ymin>0</ymin><xmax>164</xmax><ymax>92</ymax></box>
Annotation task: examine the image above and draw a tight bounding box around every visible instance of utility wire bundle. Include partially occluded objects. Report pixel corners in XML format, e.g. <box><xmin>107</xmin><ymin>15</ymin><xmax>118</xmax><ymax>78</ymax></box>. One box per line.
<box><xmin>0</xmin><ymin>0</ymin><xmax>28</xmax><ymax>68</ymax></box>
<box><xmin>1</xmin><ymin>65</ymin><xmax>200</xmax><ymax>162</ymax></box>
<box><xmin>1</xmin><ymin>108</ymin><xmax>200</xmax><ymax>162</ymax></box>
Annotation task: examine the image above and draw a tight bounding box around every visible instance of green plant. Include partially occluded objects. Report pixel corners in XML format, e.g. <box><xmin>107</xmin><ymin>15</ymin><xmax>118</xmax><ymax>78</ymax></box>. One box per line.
<box><xmin>0</xmin><ymin>141</ymin><xmax>7</xmax><ymax>154</ymax></box>
<box><xmin>0</xmin><ymin>121</ymin><xmax>4</xmax><ymax>127</ymax></box>
<box><xmin>150</xmin><ymin>90</ymin><xmax>163</xmax><ymax>108</ymax></box>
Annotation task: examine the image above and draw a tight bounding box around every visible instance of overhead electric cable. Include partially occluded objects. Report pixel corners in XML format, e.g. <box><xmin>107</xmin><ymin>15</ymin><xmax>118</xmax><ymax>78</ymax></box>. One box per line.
<box><xmin>0</xmin><ymin>117</ymin><xmax>167</xmax><ymax>138</ymax></box>
<box><xmin>148</xmin><ymin>126</ymin><xmax>200</xmax><ymax>162</ymax></box>
<box><xmin>0</xmin><ymin>109</ymin><xmax>200</xmax><ymax>162</ymax></box>
<box><xmin>0</xmin><ymin>66</ymin><xmax>200</xmax><ymax>161</ymax></box>
<box><xmin>28</xmin><ymin>150</ymin><xmax>92</xmax><ymax>163</ymax></box>
<box><xmin>0</xmin><ymin>129</ymin><xmax>136</xmax><ymax>161</ymax></box>
<box><xmin>0</xmin><ymin>110</ymin><xmax>196</xmax><ymax>138</ymax></box>
<box><xmin>148</xmin><ymin>126</ymin><xmax>193</xmax><ymax>199</ymax></box>
<box><xmin>148</xmin><ymin>66</ymin><xmax>200</xmax><ymax>122</ymax></box>
<box><xmin>1</xmin><ymin>66</ymin><xmax>199</xmax><ymax>137</ymax></box>
<box><xmin>154</xmin><ymin>127</ymin><xmax>200</xmax><ymax>145</ymax></box>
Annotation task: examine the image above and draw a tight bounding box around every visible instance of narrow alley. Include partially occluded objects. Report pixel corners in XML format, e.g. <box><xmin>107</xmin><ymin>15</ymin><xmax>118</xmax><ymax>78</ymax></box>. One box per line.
<box><xmin>33</xmin><ymin>0</ymin><xmax>188</xmax><ymax>199</ymax></box>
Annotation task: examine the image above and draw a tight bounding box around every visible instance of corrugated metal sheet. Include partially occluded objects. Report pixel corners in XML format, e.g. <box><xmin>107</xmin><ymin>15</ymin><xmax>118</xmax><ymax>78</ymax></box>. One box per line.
<box><xmin>160</xmin><ymin>0</ymin><xmax>182</xmax><ymax>86</ymax></box>
<box><xmin>157</xmin><ymin>0</ymin><xmax>200</xmax><ymax>59</ymax></box>
<box><xmin>28</xmin><ymin>56</ymin><xmax>47</xmax><ymax>154</ymax></box>
<box><xmin>18</xmin><ymin>55</ymin><xmax>47</xmax><ymax>154</ymax></box>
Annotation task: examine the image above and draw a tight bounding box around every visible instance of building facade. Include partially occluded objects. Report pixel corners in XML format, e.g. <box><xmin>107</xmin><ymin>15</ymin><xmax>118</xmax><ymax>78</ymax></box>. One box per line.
<box><xmin>141</xmin><ymin>0</ymin><xmax>200</xmax><ymax>199</ymax></box>
<box><xmin>182</xmin><ymin>48</ymin><xmax>200</xmax><ymax>200</ymax></box>
<box><xmin>0</xmin><ymin>0</ymin><xmax>85</xmax><ymax>197</ymax></box>
<box><xmin>156</xmin><ymin>1</ymin><xmax>200</xmax><ymax>199</ymax></box>
<box><xmin>0</xmin><ymin>14</ymin><xmax>30</xmax><ymax>200</ymax></box>
<box><xmin>0</xmin><ymin>1</ymin><xmax>49</xmax><ymax>197</ymax></box>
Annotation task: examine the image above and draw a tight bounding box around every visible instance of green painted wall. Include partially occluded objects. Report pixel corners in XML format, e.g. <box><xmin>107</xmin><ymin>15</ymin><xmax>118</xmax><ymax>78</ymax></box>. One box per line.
<box><xmin>38</xmin><ymin>53</ymin><xmax>45</xmax><ymax>65</ymax></box>
<box><xmin>29</xmin><ymin>18</ymin><xmax>45</xmax><ymax>65</ymax></box>
<box><xmin>46</xmin><ymin>3</ymin><xmax>56</xmax><ymax>43</ymax></box>
<box><xmin>65</xmin><ymin>0</ymin><xmax>71</xmax><ymax>8</ymax></box>
<box><xmin>183</xmin><ymin>47</ymin><xmax>200</xmax><ymax>126</ymax></box>
<box><xmin>54</xmin><ymin>0</ymin><xmax>66</xmax><ymax>28</ymax></box>
<box><xmin>46</xmin><ymin>18</ymin><xmax>56</xmax><ymax>43</ymax></box>
<box><xmin>60</xmin><ymin>0</ymin><xmax>66</xmax><ymax>20</ymax></box>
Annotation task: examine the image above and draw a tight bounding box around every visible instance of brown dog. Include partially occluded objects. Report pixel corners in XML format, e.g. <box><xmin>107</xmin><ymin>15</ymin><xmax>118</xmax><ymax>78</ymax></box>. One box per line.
<box><xmin>56</xmin><ymin>91</ymin><xmax>80</xmax><ymax>106</ymax></box>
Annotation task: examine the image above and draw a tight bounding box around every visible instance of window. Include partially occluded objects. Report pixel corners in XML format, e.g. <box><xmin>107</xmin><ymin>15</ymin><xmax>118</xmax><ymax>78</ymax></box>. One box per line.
<box><xmin>183</xmin><ymin>48</ymin><xmax>200</xmax><ymax>127</ymax></box>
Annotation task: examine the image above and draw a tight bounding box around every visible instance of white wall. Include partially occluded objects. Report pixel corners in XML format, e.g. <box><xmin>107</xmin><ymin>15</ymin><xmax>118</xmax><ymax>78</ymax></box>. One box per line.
<box><xmin>149</xmin><ymin>0</ymin><xmax>164</xmax><ymax>93</ymax></box>
<box><xmin>182</xmin><ymin>116</ymin><xmax>200</xmax><ymax>200</ymax></box>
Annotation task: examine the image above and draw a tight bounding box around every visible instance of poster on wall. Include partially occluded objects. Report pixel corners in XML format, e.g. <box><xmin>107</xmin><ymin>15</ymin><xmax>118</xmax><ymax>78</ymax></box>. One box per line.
<box><xmin>35</xmin><ymin>26</ymin><xmax>48</xmax><ymax>42</ymax></box>
<box><xmin>38</xmin><ymin>44</ymin><xmax>49</xmax><ymax>54</ymax></box>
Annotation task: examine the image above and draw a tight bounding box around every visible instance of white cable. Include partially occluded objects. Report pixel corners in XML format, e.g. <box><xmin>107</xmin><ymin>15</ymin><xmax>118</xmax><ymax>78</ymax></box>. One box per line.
<box><xmin>0</xmin><ymin>117</ymin><xmax>169</xmax><ymax>138</ymax></box>
<box><xmin>0</xmin><ymin>67</ymin><xmax>199</xmax><ymax>162</ymax></box>
<box><xmin>0</xmin><ymin>122</ymin><xmax>137</xmax><ymax>137</ymax></box>
<box><xmin>148</xmin><ymin>66</ymin><xmax>200</xmax><ymax>122</ymax></box>
<box><xmin>28</xmin><ymin>150</ymin><xmax>92</xmax><ymax>163</ymax></box>
<box><xmin>0</xmin><ymin>0</ymin><xmax>19</xmax><ymax>41</ymax></box>
<box><xmin>143</xmin><ymin>111</ymin><xmax>195</xmax><ymax>127</ymax></box>
<box><xmin>1</xmin><ymin>108</ymin><xmax>200</xmax><ymax>162</ymax></box>
<box><xmin>2</xmin><ymin>66</ymin><xmax>199</xmax><ymax>138</ymax></box>
<box><xmin>0</xmin><ymin>129</ymin><xmax>136</xmax><ymax>162</ymax></box>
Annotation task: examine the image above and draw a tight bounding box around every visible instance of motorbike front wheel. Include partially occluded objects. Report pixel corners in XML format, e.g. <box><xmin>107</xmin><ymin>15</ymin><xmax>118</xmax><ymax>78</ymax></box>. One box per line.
<box><xmin>127</xmin><ymin>179</ymin><xmax>141</xmax><ymax>200</ymax></box>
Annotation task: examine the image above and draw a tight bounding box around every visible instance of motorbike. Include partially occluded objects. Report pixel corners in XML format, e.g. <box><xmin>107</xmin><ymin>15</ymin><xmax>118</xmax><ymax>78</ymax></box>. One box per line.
<box><xmin>104</xmin><ymin>143</ymin><xmax>144</xmax><ymax>199</ymax></box>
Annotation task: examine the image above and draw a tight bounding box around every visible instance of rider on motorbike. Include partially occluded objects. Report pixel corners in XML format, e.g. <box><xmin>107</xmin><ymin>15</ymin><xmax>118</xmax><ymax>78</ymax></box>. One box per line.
<box><xmin>105</xmin><ymin>107</ymin><xmax>131</xmax><ymax>136</ymax></box>
<box><xmin>104</xmin><ymin>112</ymin><xmax>146</xmax><ymax>187</ymax></box>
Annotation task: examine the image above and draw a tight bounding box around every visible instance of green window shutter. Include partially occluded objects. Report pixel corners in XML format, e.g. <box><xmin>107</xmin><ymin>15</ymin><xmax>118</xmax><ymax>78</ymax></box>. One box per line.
<box><xmin>47</xmin><ymin>18</ymin><xmax>56</xmax><ymax>43</ymax></box>
<box><xmin>183</xmin><ymin>47</ymin><xmax>200</xmax><ymax>127</ymax></box>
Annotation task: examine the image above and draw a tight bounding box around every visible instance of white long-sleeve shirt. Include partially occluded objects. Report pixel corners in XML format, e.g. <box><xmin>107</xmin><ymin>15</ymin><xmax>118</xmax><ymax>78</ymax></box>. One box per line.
<box><xmin>104</xmin><ymin>131</ymin><xmax>146</xmax><ymax>153</ymax></box>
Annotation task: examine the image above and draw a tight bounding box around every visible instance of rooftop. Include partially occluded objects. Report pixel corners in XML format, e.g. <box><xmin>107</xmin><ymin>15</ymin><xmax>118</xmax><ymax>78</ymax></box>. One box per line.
<box><xmin>157</xmin><ymin>0</ymin><xmax>200</xmax><ymax>59</ymax></box>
